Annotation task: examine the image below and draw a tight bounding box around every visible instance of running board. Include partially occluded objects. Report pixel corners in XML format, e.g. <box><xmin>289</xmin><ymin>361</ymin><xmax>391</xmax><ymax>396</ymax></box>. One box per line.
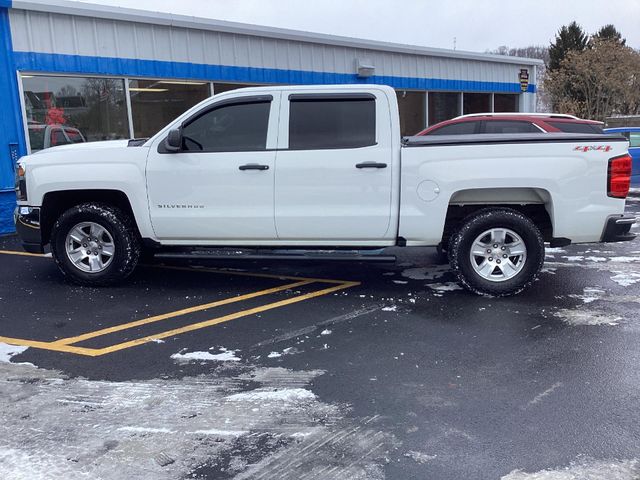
<box><xmin>155</xmin><ymin>249</ymin><xmax>396</xmax><ymax>263</ymax></box>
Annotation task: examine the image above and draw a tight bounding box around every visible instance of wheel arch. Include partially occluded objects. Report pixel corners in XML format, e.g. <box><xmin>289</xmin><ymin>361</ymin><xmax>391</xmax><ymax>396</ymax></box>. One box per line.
<box><xmin>41</xmin><ymin>189</ymin><xmax>139</xmax><ymax>245</ymax></box>
<box><xmin>442</xmin><ymin>187</ymin><xmax>554</xmax><ymax>246</ymax></box>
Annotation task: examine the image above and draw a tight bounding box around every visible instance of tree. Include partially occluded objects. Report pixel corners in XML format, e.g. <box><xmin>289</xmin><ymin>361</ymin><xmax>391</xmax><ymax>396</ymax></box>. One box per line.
<box><xmin>548</xmin><ymin>22</ymin><xmax>588</xmax><ymax>71</ymax></box>
<box><xmin>544</xmin><ymin>39</ymin><xmax>640</xmax><ymax>121</ymax></box>
<box><xmin>592</xmin><ymin>24</ymin><xmax>626</xmax><ymax>46</ymax></box>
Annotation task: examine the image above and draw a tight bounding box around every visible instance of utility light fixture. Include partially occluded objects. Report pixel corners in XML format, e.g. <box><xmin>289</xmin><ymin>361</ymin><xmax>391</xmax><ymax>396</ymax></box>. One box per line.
<box><xmin>356</xmin><ymin>59</ymin><xmax>375</xmax><ymax>78</ymax></box>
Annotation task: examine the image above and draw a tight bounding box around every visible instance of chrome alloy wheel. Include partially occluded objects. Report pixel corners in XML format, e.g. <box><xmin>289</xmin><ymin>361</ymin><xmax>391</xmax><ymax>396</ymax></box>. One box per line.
<box><xmin>469</xmin><ymin>228</ymin><xmax>527</xmax><ymax>282</ymax></box>
<box><xmin>65</xmin><ymin>222</ymin><xmax>115</xmax><ymax>273</ymax></box>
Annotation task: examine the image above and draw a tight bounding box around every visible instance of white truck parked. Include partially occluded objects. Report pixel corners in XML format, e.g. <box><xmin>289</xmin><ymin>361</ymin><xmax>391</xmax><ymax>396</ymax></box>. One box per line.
<box><xmin>14</xmin><ymin>85</ymin><xmax>637</xmax><ymax>295</ymax></box>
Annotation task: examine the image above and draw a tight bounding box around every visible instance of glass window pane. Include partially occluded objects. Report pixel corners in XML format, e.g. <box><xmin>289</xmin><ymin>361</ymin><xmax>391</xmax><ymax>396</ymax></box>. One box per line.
<box><xmin>463</xmin><ymin>93</ymin><xmax>491</xmax><ymax>115</ymax></box>
<box><xmin>396</xmin><ymin>91</ymin><xmax>425</xmax><ymax>136</ymax></box>
<box><xmin>428</xmin><ymin>92</ymin><xmax>460</xmax><ymax>126</ymax></box>
<box><xmin>546</xmin><ymin>121</ymin><xmax>603</xmax><ymax>134</ymax></box>
<box><xmin>22</xmin><ymin>75</ymin><xmax>129</xmax><ymax>151</ymax></box>
<box><xmin>494</xmin><ymin>94</ymin><xmax>519</xmax><ymax>113</ymax></box>
<box><xmin>129</xmin><ymin>79</ymin><xmax>210</xmax><ymax>138</ymax></box>
<box><xmin>484</xmin><ymin>120</ymin><xmax>541</xmax><ymax>134</ymax></box>
<box><xmin>289</xmin><ymin>98</ymin><xmax>376</xmax><ymax>150</ymax></box>
<box><xmin>428</xmin><ymin>121</ymin><xmax>480</xmax><ymax>135</ymax></box>
<box><xmin>182</xmin><ymin>101</ymin><xmax>270</xmax><ymax>152</ymax></box>
<box><xmin>629</xmin><ymin>133</ymin><xmax>640</xmax><ymax>148</ymax></box>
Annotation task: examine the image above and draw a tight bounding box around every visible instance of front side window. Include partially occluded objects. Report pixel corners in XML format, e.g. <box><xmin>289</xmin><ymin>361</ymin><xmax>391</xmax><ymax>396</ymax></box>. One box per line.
<box><xmin>181</xmin><ymin>101</ymin><xmax>270</xmax><ymax>152</ymax></box>
<box><xmin>483</xmin><ymin>120</ymin><xmax>541</xmax><ymax>134</ymax></box>
<box><xmin>22</xmin><ymin>75</ymin><xmax>129</xmax><ymax>151</ymax></box>
<box><xmin>289</xmin><ymin>97</ymin><xmax>376</xmax><ymax>150</ymax></box>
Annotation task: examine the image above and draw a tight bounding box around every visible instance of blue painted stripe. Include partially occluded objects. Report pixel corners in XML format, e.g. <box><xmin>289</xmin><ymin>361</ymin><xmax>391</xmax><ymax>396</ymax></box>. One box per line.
<box><xmin>13</xmin><ymin>51</ymin><xmax>536</xmax><ymax>94</ymax></box>
<box><xmin>0</xmin><ymin>1</ymin><xmax>11</xmax><ymax>9</ymax></box>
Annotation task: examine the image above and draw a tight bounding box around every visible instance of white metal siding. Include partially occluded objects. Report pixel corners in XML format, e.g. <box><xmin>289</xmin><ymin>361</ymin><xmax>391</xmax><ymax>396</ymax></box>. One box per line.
<box><xmin>9</xmin><ymin>9</ymin><xmax>535</xmax><ymax>86</ymax></box>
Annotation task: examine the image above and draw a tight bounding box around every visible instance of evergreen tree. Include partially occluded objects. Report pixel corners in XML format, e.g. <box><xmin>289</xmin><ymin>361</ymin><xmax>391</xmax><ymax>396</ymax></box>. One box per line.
<box><xmin>592</xmin><ymin>24</ymin><xmax>626</xmax><ymax>46</ymax></box>
<box><xmin>549</xmin><ymin>22</ymin><xmax>588</xmax><ymax>70</ymax></box>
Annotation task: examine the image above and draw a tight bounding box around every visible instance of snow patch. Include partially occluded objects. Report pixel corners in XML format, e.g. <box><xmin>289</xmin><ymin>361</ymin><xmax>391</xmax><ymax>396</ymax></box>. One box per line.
<box><xmin>570</xmin><ymin>287</ymin><xmax>606</xmax><ymax>304</ymax></box>
<box><xmin>428</xmin><ymin>282</ymin><xmax>463</xmax><ymax>292</ymax></box>
<box><xmin>0</xmin><ymin>343</ymin><xmax>33</xmax><ymax>366</ymax></box>
<box><xmin>404</xmin><ymin>450</ymin><xmax>437</xmax><ymax>464</ymax></box>
<box><xmin>545</xmin><ymin>247</ymin><xmax>566</xmax><ymax>254</ymax></box>
<box><xmin>609</xmin><ymin>256</ymin><xmax>639</xmax><ymax>263</ymax></box>
<box><xmin>502</xmin><ymin>458</ymin><xmax>639</xmax><ymax>480</ymax></box>
<box><xmin>382</xmin><ymin>305</ymin><xmax>397</xmax><ymax>312</ymax></box>
<box><xmin>225</xmin><ymin>388</ymin><xmax>316</xmax><ymax>403</ymax></box>
<box><xmin>171</xmin><ymin>347</ymin><xmax>240</xmax><ymax>363</ymax></box>
<box><xmin>562</xmin><ymin>255</ymin><xmax>584</xmax><ymax>262</ymax></box>
<box><xmin>320</xmin><ymin>329</ymin><xmax>332</xmax><ymax>335</ymax></box>
<box><xmin>611</xmin><ymin>272</ymin><xmax>640</xmax><ymax>287</ymax></box>
<box><xmin>553</xmin><ymin>309</ymin><xmax>621</xmax><ymax>326</ymax></box>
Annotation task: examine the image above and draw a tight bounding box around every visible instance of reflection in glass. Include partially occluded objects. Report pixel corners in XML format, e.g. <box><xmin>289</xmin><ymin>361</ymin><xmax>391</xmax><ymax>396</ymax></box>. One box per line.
<box><xmin>129</xmin><ymin>79</ymin><xmax>211</xmax><ymax>138</ymax></box>
<box><xmin>428</xmin><ymin>92</ymin><xmax>461</xmax><ymax>126</ymax></box>
<box><xmin>22</xmin><ymin>75</ymin><xmax>129</xmax><ymax>151</ymax></box>
<box><xmin>396</xmin><ymin>91</ymin><xmax>425</xmax><ymax>136</ymax></box>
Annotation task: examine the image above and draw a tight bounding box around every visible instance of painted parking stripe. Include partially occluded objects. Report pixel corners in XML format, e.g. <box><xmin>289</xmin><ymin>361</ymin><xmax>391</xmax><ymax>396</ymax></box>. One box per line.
<box><xmin>0</xmin><ymin>249</ymin><xmax>360</xmax><ymax>356</ymax></box>
<box><xmin>52</xmin><ymin>279</ymin><xmax>313</xmax><ymax>346</ymax></box>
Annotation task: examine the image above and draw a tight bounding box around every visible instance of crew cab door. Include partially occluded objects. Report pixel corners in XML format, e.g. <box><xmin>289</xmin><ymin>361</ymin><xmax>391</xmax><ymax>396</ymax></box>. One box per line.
<box><xmin>146</xmin><ymin>93</ymin><xmax>279</xmax><ymax>241</ymax></box>
<box><xmin>274</xmin><ymin>91</ymin><xmax>394</xmax><ymax>240</ymax></box>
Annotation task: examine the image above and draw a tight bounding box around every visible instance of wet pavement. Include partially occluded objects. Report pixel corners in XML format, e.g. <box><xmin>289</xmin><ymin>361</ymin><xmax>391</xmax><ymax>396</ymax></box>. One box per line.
<box><xmin>1</xmin><ymin>199</ymin><xmax>639</xmax><ymax>479</ymax></box>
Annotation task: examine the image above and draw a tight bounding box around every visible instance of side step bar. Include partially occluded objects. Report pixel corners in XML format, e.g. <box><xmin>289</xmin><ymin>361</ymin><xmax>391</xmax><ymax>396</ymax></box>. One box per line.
<box><xmin>155</xmin><ymin>250</ymin><xmax>397</xmax><ymax>263</ymax></box>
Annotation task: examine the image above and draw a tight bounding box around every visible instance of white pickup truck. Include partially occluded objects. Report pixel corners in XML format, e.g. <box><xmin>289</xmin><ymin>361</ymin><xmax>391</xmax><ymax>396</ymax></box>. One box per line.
<box><xmin>14</xmin><ymin>85</ymin><xmax>636</xmax><ymax>296</ymax></box>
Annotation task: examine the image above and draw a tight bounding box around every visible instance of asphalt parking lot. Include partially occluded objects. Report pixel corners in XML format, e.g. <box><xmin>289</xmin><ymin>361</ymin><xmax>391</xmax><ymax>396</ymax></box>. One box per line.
<box><xmin>1</xmin><ymin>199</ymin><xmax>640</xmax><ymax>480</ymax></box>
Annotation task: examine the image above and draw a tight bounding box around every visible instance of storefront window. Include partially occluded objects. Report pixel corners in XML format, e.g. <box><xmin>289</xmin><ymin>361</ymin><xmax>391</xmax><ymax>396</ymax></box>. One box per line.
<box><xmin>213</xmin><ymin>82</ymin><xmax>256</xmax><ymax>95</ymax></box>
<box><xmin>463</xmin><ymin>93</ymin><xmax>491</xmax><ymax>115</ymax></box>
<box><xmin>428</xmin><ymin>92</ymin><xmax>461</xmax><ymax>126</ymax></box>
<box><xmin>494</xmin><ymin>94</ymin><xmax>519</xmax><ymax>112</ymax></box>
<box><xmin>129</xmin><ymin>79</ymin><xmax>211</xmax><ymax>138</ymax></box>
<box><xmin>22</xmin><ymin>75</ymin><xmax>129</xmax><ymax>151</ymax></box>
<box><xmin>396</xmin><ymin>91</ymin><xmax>426</xmax><ymax>136</ymax></box>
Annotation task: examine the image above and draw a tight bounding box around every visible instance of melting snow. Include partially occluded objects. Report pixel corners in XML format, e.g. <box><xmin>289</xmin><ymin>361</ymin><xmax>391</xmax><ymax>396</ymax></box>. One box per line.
<box><xmin>401</xmin><ymin>265</ymin><xmax>449</xmax><ymax>281</ymax></box>
<box><xmin>0</xmin><ymin>343</ymin><xmax>33</xmax><ymax>366</ymax></box>
<box><xmin>502</xmin><ymin>458</ymin><xmax>639</xmax><ymax>480</ymax></box>
<box><xmin>382</xmin><ymin>305</ymin><xmax>397</xmax><ymax>312</ymax></box>
<box><xmin>611</xmin><ymin>272</ymin><xmax>640</xmax><ymax>287</ymax></box>
<box><xmin>553</xmin><ymin>309</ymin><xmax>621</xmax><ymax>326</ymax></box>
<box><xmin>225</xmin><ymin>388</ymin><xmax>316</xmax><ymax>403</ymax></box>
<box><xmin>171</xmin><ymin>347</ymin><xmax>240</xmax><ymax>363</ymax></box>
<box><xmin>320</xmin><ymin>329</ymin><xmax>332</xmax><ymax>335</ymax></box>
<box><xmin>428</xmin><ymin>282</ymin><xmax>463</xmax><ymax>292</ymax></box>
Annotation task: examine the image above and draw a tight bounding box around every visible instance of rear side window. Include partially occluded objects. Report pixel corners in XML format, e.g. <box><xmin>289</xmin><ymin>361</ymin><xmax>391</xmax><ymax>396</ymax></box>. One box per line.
<box><xmin>630</xmin><ymin>132</ymin><xmax>640</xmax><ymax>148</ymax></box>
<box><xmin>428</xmin><ymin>121</ymin><xmax>480</xmax><ymax>135</ymax></box>
<box><xmin>483</xmin><ymin>121</ymin><xmax>541</xmax><ymax>134</ymax></box>
<box><xmin>547</xmin><ymin>121</ymin><xmax>603</xmax><ymax>134</ymax></box>
<box><xmin>289</xmin><ymin>97</ymin><xmax>376</xmax><ymax>150</ymax></box>
<box><xmin>182</xmin><ymin>101</ymin><xmax>270</xmax><ymax>152</ymax></box>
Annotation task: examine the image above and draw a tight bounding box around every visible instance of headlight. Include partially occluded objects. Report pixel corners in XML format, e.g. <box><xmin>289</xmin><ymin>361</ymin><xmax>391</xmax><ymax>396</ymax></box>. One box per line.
<box><xmin>15</xmin><ymin>161</ymin><xmax>27</xmax><ymax>201</ymax></box>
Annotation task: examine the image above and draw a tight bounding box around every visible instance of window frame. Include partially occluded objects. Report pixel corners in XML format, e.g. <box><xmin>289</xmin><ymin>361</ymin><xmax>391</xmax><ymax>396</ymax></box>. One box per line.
<box><xmin>284</xmin><ymin>93</ymin><xmax>379</xmax><ymax>151</ymax></box>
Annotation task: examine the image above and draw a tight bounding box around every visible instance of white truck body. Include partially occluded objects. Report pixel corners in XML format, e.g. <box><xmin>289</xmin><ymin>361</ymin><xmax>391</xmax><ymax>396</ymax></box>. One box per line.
<box><xmin>14</xmin><ymin>84</ymin><xmax>636</xmax><ymax>294</ymax></box>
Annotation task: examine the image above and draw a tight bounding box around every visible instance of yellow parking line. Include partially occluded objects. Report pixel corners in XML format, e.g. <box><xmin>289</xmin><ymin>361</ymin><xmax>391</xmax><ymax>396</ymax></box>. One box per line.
<box><xmin>88</xmin><ymin>281</ymin><xmax>359</xmax><ymax>356</ymax></box>
<box><xmin>0</xmin><ymin>249</ymin><xmax>47</xmax><ymax>258</ymax></box>
<box><xmin>151</xmin><ymin>264</ymin><xmax>353</xmax><ymax>285</ymax></box>
<box><xmin>0</xmin><ymin>336</ymin><xmax>97</xmax><ymax>356</ymax></box>
<box><xmin>52</xmin><ymin>279</ymin><xmax>313</xmax><ymax>346</ymax></box>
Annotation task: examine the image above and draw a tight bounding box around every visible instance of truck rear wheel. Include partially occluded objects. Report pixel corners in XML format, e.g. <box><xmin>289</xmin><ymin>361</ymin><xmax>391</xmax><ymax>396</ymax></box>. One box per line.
<box><xmin>50</xmin><ymin>203</ymin><xmax>141</xmax><ymax>286</ymax></box>
<box><xmin>448</xmin><ymin>208</ymin><xmax>544</xmax><ymax>296</ymax></box>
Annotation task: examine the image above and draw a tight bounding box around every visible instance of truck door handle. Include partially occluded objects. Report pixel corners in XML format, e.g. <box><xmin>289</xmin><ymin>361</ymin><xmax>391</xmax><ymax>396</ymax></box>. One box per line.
<box><xmin>239</xmin><ymin>164</ymin><xmax>269</xmax><ymax>171</ymax></box>
<box><xmin>356</xmin><ymin>162</ymin><xmax>387</xmax><ymax>169</ymax></box>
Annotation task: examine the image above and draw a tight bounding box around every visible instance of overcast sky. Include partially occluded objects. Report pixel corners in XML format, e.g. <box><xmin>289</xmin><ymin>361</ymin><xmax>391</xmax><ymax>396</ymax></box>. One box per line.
<box><xmin>75</xmin><ymin>0</ymin><xmax>640</xmax><ymax>52</ymax></box>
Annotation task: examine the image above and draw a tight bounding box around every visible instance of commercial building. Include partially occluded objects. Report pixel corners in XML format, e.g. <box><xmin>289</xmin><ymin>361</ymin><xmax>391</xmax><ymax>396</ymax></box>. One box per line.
<box><xmin>0</xmin><ymin>0</ymin><xmax>542</xmax><ymax>234</ymax></box>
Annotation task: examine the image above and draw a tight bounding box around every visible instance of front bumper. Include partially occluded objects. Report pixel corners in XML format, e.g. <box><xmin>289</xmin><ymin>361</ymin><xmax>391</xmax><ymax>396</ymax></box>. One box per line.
<box><xmin>14</xmin><ymin>206</ymin><xmax>44</xmax><ymax>254</ymax></box>
<box><xmin>600</xmin><ymin>214</ymin><xmax>637</xmax><ymax>243</ymax></box>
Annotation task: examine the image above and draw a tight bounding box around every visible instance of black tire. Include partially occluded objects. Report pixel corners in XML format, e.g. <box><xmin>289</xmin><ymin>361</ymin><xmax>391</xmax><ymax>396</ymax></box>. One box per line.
<box><xmin>50</xmin><ymin>203</ymin><xmax>141</xmax><ymax>286</ymax></box>
<box><xmin>435</xmin><ymin>243</ymin><xmax>449</xmax><ymax>264</ymax></box>
<box><xmin>448</xmin><ymin>208</ymin><xmax>544</xmax><ymax>296</ymax></box>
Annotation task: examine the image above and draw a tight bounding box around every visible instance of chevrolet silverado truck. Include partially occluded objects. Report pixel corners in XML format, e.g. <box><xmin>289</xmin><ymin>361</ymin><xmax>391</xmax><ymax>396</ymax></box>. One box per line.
<box><xmin>14</xmin><ymin>85</ymin><xmax>637</xmax><ymax>296</ymax></box>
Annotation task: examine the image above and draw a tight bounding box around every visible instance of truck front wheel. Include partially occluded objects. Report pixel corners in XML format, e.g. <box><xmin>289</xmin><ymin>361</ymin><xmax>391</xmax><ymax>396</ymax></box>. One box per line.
<box><xmin>448</xmin><ymin>208</ymin><xmax>544</xmax><ymax>296</ymax></box>
<box><xmin>50</xmin><ymin>203</ymin><xmax>141</xmax><ymax>286</ymax></box>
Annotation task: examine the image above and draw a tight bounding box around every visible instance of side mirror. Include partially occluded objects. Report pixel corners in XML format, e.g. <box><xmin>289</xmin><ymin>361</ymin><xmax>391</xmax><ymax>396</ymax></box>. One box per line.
<box><xmin>164</xmin><ymin>128</ymin><xmax>182</xmax><ymax>152</ymax></box>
